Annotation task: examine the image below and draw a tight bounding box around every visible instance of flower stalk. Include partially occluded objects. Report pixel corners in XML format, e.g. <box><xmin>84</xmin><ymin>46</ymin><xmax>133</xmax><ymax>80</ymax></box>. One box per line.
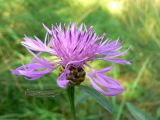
<box><xmin>67</xmin><ymin>85</ymin><xmax>76</xmax><ymax>120</ymax></box>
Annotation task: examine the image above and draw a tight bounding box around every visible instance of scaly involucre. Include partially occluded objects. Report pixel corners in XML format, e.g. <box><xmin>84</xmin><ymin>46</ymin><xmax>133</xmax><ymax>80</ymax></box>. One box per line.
<box><xmin>12</xmin><ymin>23</ymin><xmax>130</xmax><ymax>96</ymax></box>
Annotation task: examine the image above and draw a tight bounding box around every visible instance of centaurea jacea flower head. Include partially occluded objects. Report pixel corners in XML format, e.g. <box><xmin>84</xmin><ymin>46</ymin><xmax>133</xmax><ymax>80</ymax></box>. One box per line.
<box><xmin>12</xmin><ymin>23</ymin><xmax>130</xmax><ymax>96</ymax></box>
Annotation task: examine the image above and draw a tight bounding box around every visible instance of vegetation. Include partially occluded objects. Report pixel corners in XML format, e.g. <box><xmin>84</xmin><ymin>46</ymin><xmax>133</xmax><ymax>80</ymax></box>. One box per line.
<box><xmin>0</xmin><ymin>0</ymin><xmax>159</xmax><ymax>119</ymax></box>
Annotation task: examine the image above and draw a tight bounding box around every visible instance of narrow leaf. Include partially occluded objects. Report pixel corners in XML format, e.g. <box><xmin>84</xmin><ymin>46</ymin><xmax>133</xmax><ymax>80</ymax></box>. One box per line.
<box><xmin>25</xmin><ymin>88</ymin><xmax>62</xmax><ymax>97</ymax></box>
<box><xmin>80</xmin><ymin>85</ymin><xmax>112</xmax><ymax>113</ymax></box>
<box><xmin>127</xmin><ymin>103</ymin><xmax>156</xmax><ymax>120</ymax></box>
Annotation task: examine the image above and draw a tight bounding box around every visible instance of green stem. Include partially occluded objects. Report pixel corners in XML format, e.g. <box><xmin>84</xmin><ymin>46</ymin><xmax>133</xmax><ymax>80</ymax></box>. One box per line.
<box><xmin>67</xmin><ymin>86</ymin><xmax>76</xmax><ymax>120</ymax></box>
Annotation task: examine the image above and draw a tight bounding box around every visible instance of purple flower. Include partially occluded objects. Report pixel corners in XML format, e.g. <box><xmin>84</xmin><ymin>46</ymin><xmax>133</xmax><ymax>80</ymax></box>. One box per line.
<box><xmin>12</xmin><ymin>23</ymin><xmax>130</xmax><ymax>96</ymax></box>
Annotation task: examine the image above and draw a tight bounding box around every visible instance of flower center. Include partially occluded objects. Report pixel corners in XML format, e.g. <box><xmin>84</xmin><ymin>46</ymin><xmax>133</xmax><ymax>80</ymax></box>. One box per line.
<box><xmin>60</xmin><ymin>64</ymin><xmax>86</xmax><ymax>86</ymax></box>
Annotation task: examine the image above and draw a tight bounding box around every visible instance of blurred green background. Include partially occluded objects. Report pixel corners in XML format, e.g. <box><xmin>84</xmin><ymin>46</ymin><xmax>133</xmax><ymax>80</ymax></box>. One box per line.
<box><xmin>0</xmin><ymin>0</ymin><xmax>160</xmax><ymax>120</ymax></box>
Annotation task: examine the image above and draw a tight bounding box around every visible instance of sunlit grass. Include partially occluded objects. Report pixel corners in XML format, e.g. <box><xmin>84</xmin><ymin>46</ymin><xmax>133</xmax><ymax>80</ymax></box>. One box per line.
<box><xmin>106</xmin><ymin>1</ymin><xmax>124</xmax><ymax>15</ymax></box>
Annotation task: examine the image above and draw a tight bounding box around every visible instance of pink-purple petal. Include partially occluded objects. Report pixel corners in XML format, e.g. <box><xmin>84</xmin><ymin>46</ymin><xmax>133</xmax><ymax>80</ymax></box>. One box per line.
<box><xmin>94</xmin><ymin>66</ymin><xmax>113</xmax><ymax>74</ymax></box>
<box><xmin>42</xmin><ymin>23</ymin><xmax>52</xmax><ymax>35</ymax></box>
<box><xmin>100</xmin><ymin>58</ymin><xmax>131</xmax><ymax>64</ymax></box>
<box><xmin>87</xmin><ymin>74</ymin><xmax>123</xmax><ymax>96</ymax></box>
<box><xmin>21</xmin><ymin>36</ymin><xmax>54</xmax><ymax>54</ymax></box>
<box><xmin>57</xmin><ymin>72</ymin><xmax>69</xmax><ymax>88</ymax></box>
<box><xmin>11</xmin><ymin>61</ymin><xmax>54</xmax><ymax>80</ymax></box>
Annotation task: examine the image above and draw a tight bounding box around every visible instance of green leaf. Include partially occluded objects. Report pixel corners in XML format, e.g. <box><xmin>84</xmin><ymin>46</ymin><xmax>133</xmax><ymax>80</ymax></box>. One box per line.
<box><xmin>156</xmin><ymin>106</ymin><xmax>160</xmax><ymax>119</ymax></box>
<box><xmin>80</xmin><ymin>85</ymin><xmax>112</xmax><ymax>113</ymax></box>
<box><xmin>127</xmin><ymin>103</ymin><xmax>156</xmax><ymax>120</ymax></box>
<box><xmin>25</xmin><ymin>88</ymin><xmax>63</xmax><ymax>97</ymax></box>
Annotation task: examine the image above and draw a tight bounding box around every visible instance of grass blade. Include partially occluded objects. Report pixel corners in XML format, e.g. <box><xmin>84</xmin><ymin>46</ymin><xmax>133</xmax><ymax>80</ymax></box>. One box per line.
<box><xmin>80</xmin><ymin>85</ymin><xmax>112</xmax><ymax>113</ymax></box>
<box><xmin>127</xmin><ymin>102</ymin><xmax>156</xmax><ymax>120</ymax></box>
